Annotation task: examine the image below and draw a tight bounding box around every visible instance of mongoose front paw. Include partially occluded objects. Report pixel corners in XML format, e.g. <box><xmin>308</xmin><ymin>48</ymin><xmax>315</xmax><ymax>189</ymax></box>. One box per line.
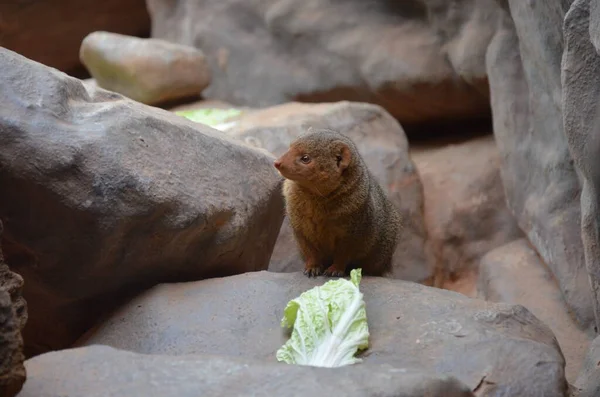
<box><xmin>323</xmin><ymin>265</ymin><xmax>346</xmax><ymax>278</ymax></box>
<box><xmin>303</xmin><ymin>265</ymin><xmax>323</xmax><ymax>278</ymax></box>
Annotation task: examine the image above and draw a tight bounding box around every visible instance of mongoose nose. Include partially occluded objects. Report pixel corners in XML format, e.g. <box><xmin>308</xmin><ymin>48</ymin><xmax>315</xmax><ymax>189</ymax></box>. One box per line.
<box><xmin>274</xmin><ymin>160</ymin><xmax>282</xmax><ymax>169</ymax></box>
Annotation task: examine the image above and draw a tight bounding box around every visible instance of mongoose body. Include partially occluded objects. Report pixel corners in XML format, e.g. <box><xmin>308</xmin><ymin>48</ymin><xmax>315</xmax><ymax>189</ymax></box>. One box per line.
<box><xmin>273</xmin><ymin>128</ymin><xmax>402</xmax><ymax>277</ymax></box>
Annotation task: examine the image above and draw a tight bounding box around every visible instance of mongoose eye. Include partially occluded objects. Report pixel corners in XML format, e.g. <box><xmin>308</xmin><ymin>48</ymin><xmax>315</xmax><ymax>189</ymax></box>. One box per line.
<box><xmin>300</xmin><ymin>155</ymin><xmax>311</xmax><ymax>164</ymax></box>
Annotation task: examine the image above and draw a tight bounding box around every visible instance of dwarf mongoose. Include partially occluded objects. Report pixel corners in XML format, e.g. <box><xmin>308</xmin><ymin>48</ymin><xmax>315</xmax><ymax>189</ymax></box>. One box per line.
<box><xmin>273</xmin><ymin>128</ymin><xmax>402</xmax><ymax>278</ymax></box>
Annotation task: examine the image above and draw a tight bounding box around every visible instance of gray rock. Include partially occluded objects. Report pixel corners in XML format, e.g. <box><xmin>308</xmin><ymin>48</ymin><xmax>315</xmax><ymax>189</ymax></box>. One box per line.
<box><xmin>77</xmin><ymin>271</ymin><xmax>568</xmax><ymax>396</ymax></box>
<box><xmin>0</xmin><ymin>47</ymin><xmax>284</xmax><ymax>356</ymax></box>
<box><xmin>410</xmin><ymin>134</ymin><xmax>523</xmax><ymax>291</ymax></box>
<box><xmin>0</xmin><ymin>222</ymin><xmax>27</xmax><ymax>334</ymax></box>
<box><xmin>574</xmin><ymin>335</ymin><xmax>600</xmax><ymax>397</ymax></box>
<box><xmin>486</xmin><ymin>1</ymin><xmax>594</xmax><ymax>327</ymax></box>
<box><xmin>477</xmin><ymin>239</ymin><xmax>593</xmax><ymax>383</ymax></box>
<box><xmin>80</xmin><ymin>31</ymin><xmax>211</xmax><ymax>105</ymax></box>
<box><xmin>149</xmin><ymin>0</ymin><xmax>599</xmax><ymax>333</ymax></box>
<box><xmin>18</xmin><ymin>345</ymin><xmax>475</xmax><ymax>397</ymax></box>
<box><xmin>0</xmin><ymin>292</ymin><xmax>24</xmax><ymax>397</ymax></box>
<box><xmin>146</xmin><ymin>0</ymin><xmax>496</xmax><ymax>127</ymax></box>
<box><xmin>0</xmin><ymin>221</ymin><xmax>27</xmax><ymax>397</ymax></box>
<box><xmin>563</xmin><ymin>0</ymin><xmax>600</xmax><ymax>331</ymax></box>
<box><xmin>218</xmin><ymin>101</ymin><xmax>432</xmax><ymax>283</ymax></box>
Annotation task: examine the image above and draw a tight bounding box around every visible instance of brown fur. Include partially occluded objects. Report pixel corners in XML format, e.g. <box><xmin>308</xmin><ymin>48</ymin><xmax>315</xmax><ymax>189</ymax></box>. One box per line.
<box><xmin>274</xmin><ymin>128</ymin><xmax>402</xmax><ymax>278</ymax></box>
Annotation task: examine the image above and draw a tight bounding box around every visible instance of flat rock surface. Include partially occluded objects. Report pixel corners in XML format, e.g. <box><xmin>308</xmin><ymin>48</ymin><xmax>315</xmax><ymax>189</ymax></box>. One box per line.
<box><xmin>78</xmin><ymin>271</ymin><xmax>567</xmax><ymax>396</ymax></box>
<box><xmin>18</xmin><ymin>345</ymin><xmax>475</xmax><ymax>397</ymax></box>
<box><xmin>0</xmin><ymin>48</ymin><xmax>284</xmax><ymax>356</ymax></box>
<box><xmin>477</xmin><ymin>239</ymin><xmax>593</xmax><ymax>383</ymax></box>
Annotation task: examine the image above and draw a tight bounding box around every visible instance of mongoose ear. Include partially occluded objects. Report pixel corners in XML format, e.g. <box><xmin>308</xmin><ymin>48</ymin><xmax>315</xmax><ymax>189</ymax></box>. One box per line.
<box><xmin>337</xmin><ymin>144</ymin><xmax>352</xmax><ymax>170</ymax></box>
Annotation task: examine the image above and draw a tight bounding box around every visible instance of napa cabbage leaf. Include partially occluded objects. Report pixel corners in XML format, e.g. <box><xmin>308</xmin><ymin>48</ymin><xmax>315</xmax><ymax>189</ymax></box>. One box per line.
<box><xmin>276</xmin><ymin>269</ymin><xmax>370</xmax><ymax>368</ymax></box>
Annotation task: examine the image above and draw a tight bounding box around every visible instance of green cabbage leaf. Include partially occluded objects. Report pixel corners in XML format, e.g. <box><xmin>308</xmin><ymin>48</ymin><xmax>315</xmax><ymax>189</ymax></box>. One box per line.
<box><xmin>174</xmin><ymin>108</ymin><xmax>241</xmax><ymax>130</ymax></box>
<box><xmin>276</xmin><ymin>269</ymin><xmax>370</xmax><ymax>368</ymax></box>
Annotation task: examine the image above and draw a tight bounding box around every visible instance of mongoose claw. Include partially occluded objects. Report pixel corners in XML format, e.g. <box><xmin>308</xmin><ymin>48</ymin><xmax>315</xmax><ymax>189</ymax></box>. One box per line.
<box><xmin>323</xmin><ymin>266</ymin><xmax>346</xmax><ymax>278</ymax></box>
<box><xmin>303</xmin><ymin>266</ymin><xmax>322</xmax><ymax>278</ymax></box>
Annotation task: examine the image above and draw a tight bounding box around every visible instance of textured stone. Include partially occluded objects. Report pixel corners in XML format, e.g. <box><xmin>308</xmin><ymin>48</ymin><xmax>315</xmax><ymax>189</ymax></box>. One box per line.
<box><xmin>574</xmin><ymin>335</ymin><xmax>600</xmax><ymax>397</ymax></box>
<box><xmin>0</xmin><ymin>48</ymin><xmax>284</xmax><ymax>356</ymax></box>
<box><xmin>146</xmin><ymin>0</ymin><xmax>497</xmax><ymax>127</ymax></box>
<box><xmin>563</xmin><ymin>0</ymin><xmax>600</xmax><ymax>331</ymax></box>
<box><xmin>0</xmin><ymin>0</ymin><xmax>150</xmax><ymax>74</ymax></box>
<box><xmin>411</xmin><ymin>134</ymin><xmax>522</xmax><ymax>290</ymax></box>
<box><xmin>80</xmin><ymin>31</ymin><xmax>211</xmax><ymax>105</ymax></box>
<box><xmin>18</xmin><ymin>345</ymin><xmax>475</xmax><ymax>397</ymax></box>
<box><xmin>477</xmin><ymin>239</ymin><xmax>593</xmax><ymax>383</ymax></box>
<box><xmin>486</xmin><ymin>0</ymin><xmax>594</xmax><ymax>327</ymax></box>
<box><xmin>78</xmin><ymin>271</ymin><xmax>568</xmax><ymax>396</ymax></box>
<box><xmin>215</xmin><ymin>101</ymin><xmax>432</xmax><ymax>283</ymax></box>
<box><xmin>0</xmin><ymin>221</ymin><xmax>27</xmax><ymax>397</ymax></box>
<box><xmin>0</xmin><ymin>292</ymin><xmax>24</xmax><ymax>397</ymax></box>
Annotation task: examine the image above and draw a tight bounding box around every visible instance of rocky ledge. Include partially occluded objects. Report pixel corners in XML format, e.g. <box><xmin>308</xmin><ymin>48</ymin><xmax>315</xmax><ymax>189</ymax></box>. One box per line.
<box><xmin>66</xmin><ymin>271</ymin><xmax>570</xmax><ymax>397</ymax></box>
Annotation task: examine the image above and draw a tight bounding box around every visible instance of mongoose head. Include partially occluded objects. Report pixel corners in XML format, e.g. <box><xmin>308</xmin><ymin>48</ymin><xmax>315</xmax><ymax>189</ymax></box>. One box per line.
<box><xmin>273</xmin><ymin>129</ymin><xmax>356</xmax><ymax>196</ymax></box>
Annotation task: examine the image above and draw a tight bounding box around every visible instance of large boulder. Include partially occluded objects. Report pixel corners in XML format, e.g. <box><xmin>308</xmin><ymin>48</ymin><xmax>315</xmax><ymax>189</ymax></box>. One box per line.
<box><xmin>80</xmin><ymin>32</ymin><xmax>211</xmax><ymax>105</ymax></box>
<box><xmin>0</xmin><ymin>0</ymin><xmax>150</xmax><ymax>74</ymax></box>
<box><xmin>18</xmin><ymin>345</ymin><xmax>474</xmax><ymax>397</ymax></box>
<box><xmin>0</xmin><ymin>221</ymin><xmax>27</xmax><ymax>397</ymax></box>
<box><xmin>210</xmin><ymin>101</ymin><xmax>432</xmax><ymax>283</ymax></box>
<box><xmin>146</xmin><ymin>0</ymin><xmax>495</xmax><ymax>128</ymax></box>
<box><xmin>0</xmin><ymin>48</ymin><xmax>284</xmax><ymax>356</ymax></box>
<box><xmin>410</xmin><ymin>134</ymin><xmax>522</xmax><ymax>292</ymax></box>
<box><xmin>563</xmin><ymin>0</ymin><xmax>600</xmax><ymax>331</ymax></box>
<box><xmin>477</xmin><ymin>239</ymin><xmax>593</xmax><ymax>383</ymax></box>
<box><xmin>77</xmin><ymin>271</ymin><xmax>568</xmax><ymax>396</ymax></box>
<box><xmin>486</xmin><ymin>1</ymin><xmax>595</xmax><ymax>327</ymax></box>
